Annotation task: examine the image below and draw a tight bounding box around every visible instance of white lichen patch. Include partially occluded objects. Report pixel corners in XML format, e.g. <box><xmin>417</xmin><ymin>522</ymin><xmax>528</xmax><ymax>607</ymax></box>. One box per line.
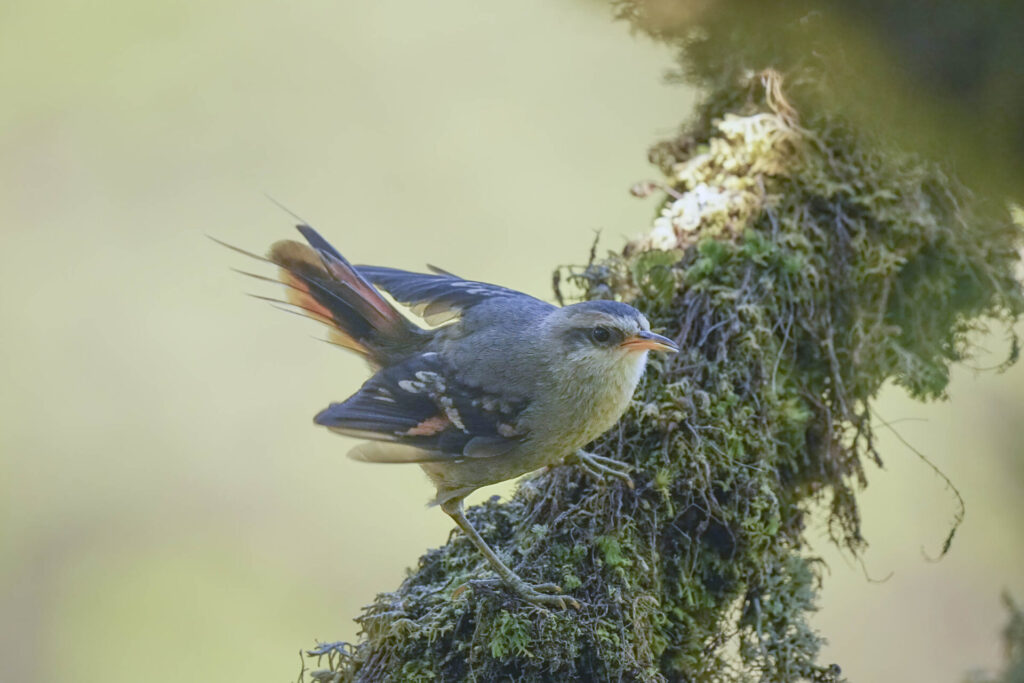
<box><xmin>635</xmin><ymin>110</ymin><xmax>804</xmax><ymax>252</ymax></box>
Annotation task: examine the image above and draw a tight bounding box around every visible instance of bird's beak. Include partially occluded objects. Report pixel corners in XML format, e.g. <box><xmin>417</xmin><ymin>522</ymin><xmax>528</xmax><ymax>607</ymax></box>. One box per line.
<box><xmin>620</xmin><ymin>330</ymin><xmax>679</xmax><ymax>353</ymax></box>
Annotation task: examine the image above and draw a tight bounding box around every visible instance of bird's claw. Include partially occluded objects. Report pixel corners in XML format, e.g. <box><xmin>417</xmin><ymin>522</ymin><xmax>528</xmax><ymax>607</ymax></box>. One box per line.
<box><xmin>464</xmin><ymin>578</ymin><xmax>579</xmax><ymax>609</ymax></box>
<box><xmin>569</xmin><ymin>450</ymin><xmax>634</xmax><ymax>489</ymax></box>
<box><xmin>531</xmin><ymin>582</ymin><xmax>563</xmax><ymax>594</ymax></box>
<box><xmin>517</xmin><ymin>583</ymin><xmax>580</xmax><ymax>610</ymax></box>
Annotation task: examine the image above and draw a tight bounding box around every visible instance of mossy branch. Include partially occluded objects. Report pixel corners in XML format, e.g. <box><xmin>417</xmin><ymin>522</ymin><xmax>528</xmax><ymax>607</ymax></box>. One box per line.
<box><xmin>303</xmin><ymin>18</ymin><xmax>1024</xmax><ymax>683</ymax></box>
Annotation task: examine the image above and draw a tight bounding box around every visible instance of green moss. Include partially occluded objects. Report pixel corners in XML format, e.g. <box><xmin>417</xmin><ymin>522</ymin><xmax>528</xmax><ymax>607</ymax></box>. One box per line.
<box><xmin>489</xmin><ymin>611</ymin><xmax>533</xmax><ymax>660</ymax></box>
<box><xmin>398</xmin><ymin>660</ymin><xmax>436</xmax><ymax>683</ymax></box>
<box><xmin>595</xmin><ymin>535</ymin><xmax>634</xmax><ymax>570</ymax></box>
<box><xmin>562</xmin><ymin>573</ymin><xmax>583</xmax><ymax>591</ymax></box>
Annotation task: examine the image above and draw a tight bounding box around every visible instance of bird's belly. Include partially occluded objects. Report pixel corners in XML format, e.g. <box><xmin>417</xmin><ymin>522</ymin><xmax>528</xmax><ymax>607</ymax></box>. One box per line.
<box><xmin>417</xmin><ymin>417</ymin><xmax>605</xmax><ymax>504</ymax></box>
<box><xmin>419</xmin><ymin>351</ymin><xmax>646</xmax><ymax>504</ymax></box>
<box><xmin>419</xmin><ymin>447</ymin><xmax>545</xmax><ymax>493</ymax></box>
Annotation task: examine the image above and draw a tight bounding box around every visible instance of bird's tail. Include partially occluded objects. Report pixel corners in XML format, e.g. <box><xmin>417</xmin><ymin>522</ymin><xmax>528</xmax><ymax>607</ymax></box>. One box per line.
<box><xmin>223</xmin><ymin>225</ymin><xmax>423</xmax><ymax>365</ymax></box>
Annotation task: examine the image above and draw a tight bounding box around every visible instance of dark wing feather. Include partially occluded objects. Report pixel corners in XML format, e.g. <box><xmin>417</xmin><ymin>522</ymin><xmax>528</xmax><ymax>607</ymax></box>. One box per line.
<box><xmin>313</xmin><ymin>352</ymin><xmax>527</xmax><ymax>462</ymax></box>
<box><xmin>356</xmin><ymin>265</ymin><xmax>545</xmax><ymax>325</ymax></box>
<box><xmin>217</xmin><ymin>225</ymin><xmax>421</xmax><ymax>362</ymax></box>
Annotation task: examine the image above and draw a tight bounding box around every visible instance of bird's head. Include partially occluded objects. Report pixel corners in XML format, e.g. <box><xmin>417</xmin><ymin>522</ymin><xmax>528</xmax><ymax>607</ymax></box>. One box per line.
<box><xmin>547</xmin><ymin>300</ymin><xmax>678</xmax><ymax>365</ymax></box>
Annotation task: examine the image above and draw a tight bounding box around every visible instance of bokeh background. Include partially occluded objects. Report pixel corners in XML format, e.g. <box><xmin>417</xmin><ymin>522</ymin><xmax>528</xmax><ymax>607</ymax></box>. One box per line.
<box><xmin>1</xmin><ymin>1</ymin><xmax>1021</xmax><ymax>681</ymax></box>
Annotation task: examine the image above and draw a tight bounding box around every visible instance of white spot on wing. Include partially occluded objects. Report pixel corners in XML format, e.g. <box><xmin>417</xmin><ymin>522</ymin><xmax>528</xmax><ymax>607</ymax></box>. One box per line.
<box><xmin>398</xmin><ymin>379</ymin><xmax>423</xmax><ymax>394</ymax></box>
<box><xmin>438</xmin><ymin>396</ymin><xmax>466</xmax><ymax>431</ymax></box>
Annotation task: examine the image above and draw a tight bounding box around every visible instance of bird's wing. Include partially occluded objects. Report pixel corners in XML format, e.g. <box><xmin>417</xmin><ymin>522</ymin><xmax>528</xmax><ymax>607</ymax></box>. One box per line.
<box><xmin>313</xmin><ymin>352</ymin><xmax>527</xmax><ymax>462</ymax></box>
<box><xmin>356</xmin><ymin>265</ymin><xmax>547</xmax><ymax>325</ymax></box>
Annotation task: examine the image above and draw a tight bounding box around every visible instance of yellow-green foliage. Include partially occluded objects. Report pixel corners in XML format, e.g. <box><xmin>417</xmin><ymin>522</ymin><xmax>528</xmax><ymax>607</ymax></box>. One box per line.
<box><xmin>489</xmin><ymin>611</ymin><xmax>533</xmax><ymax>660</ymax></box>
<box><xmin>305</xmin><ymin>72</ymin><xmax>1023</xmax><ymax>683</ymax></box>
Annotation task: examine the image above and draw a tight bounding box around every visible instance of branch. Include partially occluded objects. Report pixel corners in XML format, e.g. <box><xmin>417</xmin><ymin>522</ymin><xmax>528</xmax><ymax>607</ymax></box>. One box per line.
<box><xmin>304</xmin><ymin>35</ymin><xmax>1024</xmax><ymax>683</ymax></box>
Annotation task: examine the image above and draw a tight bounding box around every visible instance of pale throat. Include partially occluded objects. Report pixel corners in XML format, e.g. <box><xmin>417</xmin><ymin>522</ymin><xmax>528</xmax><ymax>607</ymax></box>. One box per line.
<box><xmin>556</xmin><ymin>348</ymin><xmax>649</xmax><ymax>441</ymax></box>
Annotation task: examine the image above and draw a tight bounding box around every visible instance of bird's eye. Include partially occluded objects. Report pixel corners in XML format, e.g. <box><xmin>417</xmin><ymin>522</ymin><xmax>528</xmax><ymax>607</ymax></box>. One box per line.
<box><xmin>591</xmin><ymin>326</ymin><xmax>611</xmax><ymax>343</ymax></box>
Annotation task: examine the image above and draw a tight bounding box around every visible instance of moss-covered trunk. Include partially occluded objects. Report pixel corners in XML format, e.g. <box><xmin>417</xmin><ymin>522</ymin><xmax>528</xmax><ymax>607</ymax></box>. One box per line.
<box><xmin>303</xmin><ymin>15</ymin><xmax>1024</xmax><ymax>683</ymax></box>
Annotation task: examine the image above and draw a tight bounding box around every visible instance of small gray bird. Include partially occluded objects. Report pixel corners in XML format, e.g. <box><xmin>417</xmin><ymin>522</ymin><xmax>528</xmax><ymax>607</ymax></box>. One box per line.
<box><xmin>225</xmin><ymin>225</ymin><xmax>677</xmax><ymax>608</ymax></box>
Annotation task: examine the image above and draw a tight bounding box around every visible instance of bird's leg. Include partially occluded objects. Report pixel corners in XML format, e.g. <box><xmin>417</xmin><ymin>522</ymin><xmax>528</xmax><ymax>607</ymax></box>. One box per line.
<box><xmin>565</xmin><ymin>449</ymin><xmax>633</xmax><ymax>488</ymax></box>
<box><xmin>440</xmin><ymin>498</ymin><xmax>578</xmax><ymax>609</ymax></box>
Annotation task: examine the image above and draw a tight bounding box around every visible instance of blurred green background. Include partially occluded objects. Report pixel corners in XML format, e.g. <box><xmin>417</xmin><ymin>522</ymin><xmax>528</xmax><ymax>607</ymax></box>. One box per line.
<box><xmin>0</xmin><ymin>1</ymin><xmax>1021</xmax><ymax>681</ymax></box>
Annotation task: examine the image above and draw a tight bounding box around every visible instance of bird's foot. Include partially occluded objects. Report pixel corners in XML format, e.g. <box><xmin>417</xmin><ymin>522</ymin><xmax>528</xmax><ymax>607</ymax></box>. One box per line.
<box><xmin>465</xmin><ymin>578</ymin><xmax>579</xmax><ymax>609</ymax></box>
<box><xmin>442</xmin><ymin>499</ymin><xmax>580</xmax><ymax>610</ymax></box>
<box><xmin>510</xmin><ymin>579</ymin><xmax>580</xmax><ymax>609</ymax></box>
<box><xmin>566</xmin><ymin>450</ymin><xmax>634</xmax><ymax>489</ymax></box>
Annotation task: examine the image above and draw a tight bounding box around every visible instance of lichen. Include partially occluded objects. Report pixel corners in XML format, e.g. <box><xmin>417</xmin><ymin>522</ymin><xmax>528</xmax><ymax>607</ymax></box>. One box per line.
<box><xmin>302</xmin><ymin>50</ymin><xmax>1023</xmax><ymax>683</ymax></box>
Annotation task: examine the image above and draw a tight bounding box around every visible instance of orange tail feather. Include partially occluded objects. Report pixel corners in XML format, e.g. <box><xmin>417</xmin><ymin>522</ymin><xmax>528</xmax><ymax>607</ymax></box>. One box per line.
<box><xmin>267</xmin><ymin>226</ymin><xmax>422</xmax><ymax>362</ymax></box>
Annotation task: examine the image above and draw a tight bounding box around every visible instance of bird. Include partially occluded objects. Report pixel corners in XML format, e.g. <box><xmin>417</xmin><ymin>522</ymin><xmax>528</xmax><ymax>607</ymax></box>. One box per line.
<box><xmin>220</xmin><ymin>224</ymin><xmax>678</xmax><ymax>608</ymax></box>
